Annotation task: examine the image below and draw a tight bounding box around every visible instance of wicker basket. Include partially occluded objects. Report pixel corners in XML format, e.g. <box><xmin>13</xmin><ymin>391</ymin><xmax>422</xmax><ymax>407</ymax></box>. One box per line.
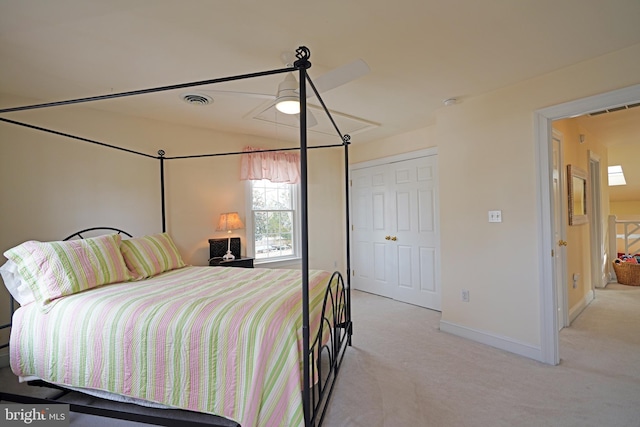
<box><xmin>612</xmin><ymin>260</ymin><xmax>640</xmax><ymax>286</ymax></box>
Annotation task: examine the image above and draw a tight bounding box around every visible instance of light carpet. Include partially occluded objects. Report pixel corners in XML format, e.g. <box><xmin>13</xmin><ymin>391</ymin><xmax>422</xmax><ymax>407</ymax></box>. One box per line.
<box><xmin>323</xmin><ymin>285</ymin><xmax>640</xmax><ymax>427</ymax></box>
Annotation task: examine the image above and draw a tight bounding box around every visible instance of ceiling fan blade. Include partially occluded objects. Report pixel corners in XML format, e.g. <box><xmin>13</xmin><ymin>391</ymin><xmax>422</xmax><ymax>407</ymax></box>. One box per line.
<box><xmin>252</xmin><ymin>99</ymin><xmax>279</xmax><ymax>117</ymax></box>
<box><xmin>300</xmin><ymin>109</ymin><xmax>318</xmax><ymax>127</ymax></box>
<box><xmin>199</xmin><ymin>89</ymin><xmax>275</xmax><ymax>101</ymax></box>
<box><xmin>308</xmin><ymin>58</ymin><xmax>370</xmax><ymax>95</ymax></box>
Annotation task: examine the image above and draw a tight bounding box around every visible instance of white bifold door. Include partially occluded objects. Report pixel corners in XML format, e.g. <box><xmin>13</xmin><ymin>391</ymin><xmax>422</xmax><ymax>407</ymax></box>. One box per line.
<box><xmin>350</xmin><ymin>153</ymin><xmax>441</xmax><ymax>311</ymax></box>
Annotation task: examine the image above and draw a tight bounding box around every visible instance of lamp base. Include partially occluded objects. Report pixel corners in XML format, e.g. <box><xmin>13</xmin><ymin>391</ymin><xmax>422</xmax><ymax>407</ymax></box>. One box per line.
<box><xmin>222</xmin><ymin>251</ymin><xmax>235</xmax><ymax>261</ymax></box>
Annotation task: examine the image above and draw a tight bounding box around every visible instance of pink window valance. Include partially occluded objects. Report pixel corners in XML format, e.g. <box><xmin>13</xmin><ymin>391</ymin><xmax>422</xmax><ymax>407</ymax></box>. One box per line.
<box><xmin>240</xmin><ymin>146</ymin><xmax>300</xmax><ymax>184</ymax></box>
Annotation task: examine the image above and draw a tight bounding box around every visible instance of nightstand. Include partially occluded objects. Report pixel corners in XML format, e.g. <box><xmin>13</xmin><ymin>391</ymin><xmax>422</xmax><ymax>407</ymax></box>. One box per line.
<box><xmin>209</xmin><ymin>257</ymin><xmax>254</xmax><ymax>268</ymax></box>
<box><xmin>208</xmin><ymin>238</ymin><xmax>254</xmax><ymax>268</ymax></box>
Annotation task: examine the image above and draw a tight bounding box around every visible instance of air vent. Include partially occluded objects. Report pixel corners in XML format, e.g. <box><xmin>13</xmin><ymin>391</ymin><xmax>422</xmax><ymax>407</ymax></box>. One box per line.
<box><xmin>180</xmin><ymin>93</ymin><xmax>213</xmax><ymax>106</ymax></box>
<box><xmin>588</xmin><ymin>102</ymin><xmax>640</xmax><ymax>116</ymax></box>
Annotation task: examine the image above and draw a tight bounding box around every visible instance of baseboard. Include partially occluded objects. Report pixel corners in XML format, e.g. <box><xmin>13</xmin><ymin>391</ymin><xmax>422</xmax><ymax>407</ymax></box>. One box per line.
<box><xmin>439</xmin><ymin>320</ymin><xmax>542</xmax><ymax>362</ymax></box>
<box><xmin>569</xmin><ymin>289</ymin><xmax>595</xmax><ymax>324</ymax></box>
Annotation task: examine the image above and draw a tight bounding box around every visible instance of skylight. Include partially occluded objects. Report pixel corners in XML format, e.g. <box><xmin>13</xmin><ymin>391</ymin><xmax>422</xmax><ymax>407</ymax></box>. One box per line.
<box><xmin>608</xmin><ymin>165</ymin><xmax>626</xmax><ymax>186</ymax></box>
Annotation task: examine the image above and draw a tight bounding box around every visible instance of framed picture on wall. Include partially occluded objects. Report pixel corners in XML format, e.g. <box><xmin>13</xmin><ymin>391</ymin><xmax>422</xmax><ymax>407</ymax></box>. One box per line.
<box><xmin>568</xmin><ymin>164</ymin><xmax>588</xmax><ymax>225</ymax></box>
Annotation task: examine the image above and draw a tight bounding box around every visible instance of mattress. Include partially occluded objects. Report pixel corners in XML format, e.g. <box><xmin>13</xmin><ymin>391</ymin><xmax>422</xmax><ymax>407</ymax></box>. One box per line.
<box><xmin>10</xmin><ymin>266</ymin><xmax>336</xmax><ymax>426</ymax></box>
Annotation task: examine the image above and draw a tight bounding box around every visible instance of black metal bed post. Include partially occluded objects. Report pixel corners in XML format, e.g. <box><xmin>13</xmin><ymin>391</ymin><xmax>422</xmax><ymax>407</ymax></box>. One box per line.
<box><xmin>158</xmin><ymin>150</ymin><xmax>166</xmax><ymax>233</ymax></box>
<box><xmin>295</xmin><ymin>46</ymin><xmax>312</xmax><ymax>427</ymax></box>
<box><xmin>343</xmin><ymin>135</ymin><xmax>353</xmax><ymax>346</ymax></box>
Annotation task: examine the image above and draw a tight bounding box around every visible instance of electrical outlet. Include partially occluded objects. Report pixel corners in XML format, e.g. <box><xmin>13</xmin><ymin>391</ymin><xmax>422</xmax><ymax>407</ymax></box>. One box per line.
<box><xmin>461</xmin><ymin>289</ymin><xmax>470</xmax><ymax>302</ymax></box>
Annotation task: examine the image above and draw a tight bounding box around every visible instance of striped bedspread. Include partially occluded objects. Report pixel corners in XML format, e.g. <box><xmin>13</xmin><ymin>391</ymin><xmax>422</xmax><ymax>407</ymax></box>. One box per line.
<box><xmin>10</xmin><ymin>266</ymin><xmax>336</xmax><ymax>426</ymax></box>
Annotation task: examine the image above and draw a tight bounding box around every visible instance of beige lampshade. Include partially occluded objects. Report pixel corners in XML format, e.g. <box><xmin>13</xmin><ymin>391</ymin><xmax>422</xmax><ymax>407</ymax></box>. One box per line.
<box><xmin>216</xmin><ymin>212</ymin><xmax>244</xmax><ymax>232</ymax></box>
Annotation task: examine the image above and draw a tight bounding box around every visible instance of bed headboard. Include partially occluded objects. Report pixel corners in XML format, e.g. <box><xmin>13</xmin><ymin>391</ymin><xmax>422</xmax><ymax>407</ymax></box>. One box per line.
<box><xmin>63</xmin><ymin>227</ymin><xmax>133</xmax><ymax>241</ymax></box>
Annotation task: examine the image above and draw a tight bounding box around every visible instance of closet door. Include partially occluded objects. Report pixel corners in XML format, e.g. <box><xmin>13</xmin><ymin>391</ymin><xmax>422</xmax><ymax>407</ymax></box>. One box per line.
<box><xmin>351</xmin><ymin>154</ymin><xmax>440</xmax><ymax>310</ymax></box>
<box><xmin>351</xmin><ymin>164</ymin><xmax>396</xmax><ymax>299</ymax></box>
<box><xmin>391</xmin><ymin>156</ymin><xmax>440</xmax><ymax>310</ymax></box>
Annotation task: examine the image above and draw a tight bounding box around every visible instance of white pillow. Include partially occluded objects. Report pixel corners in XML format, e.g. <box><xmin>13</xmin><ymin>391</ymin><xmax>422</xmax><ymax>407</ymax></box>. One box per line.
<box><xmin>0</xmin><ymin>259</ymin><xmax>35</xmax><ymax>306</ymax></box>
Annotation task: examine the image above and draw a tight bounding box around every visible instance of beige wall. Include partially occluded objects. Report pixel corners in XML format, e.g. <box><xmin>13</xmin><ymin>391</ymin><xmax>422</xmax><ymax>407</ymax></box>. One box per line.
<box><xmin>351</xmin><ymin>43</ymin><xmax>640</xmax><ymax>354</ymax></box>
<box><xmin>164</xmin><ymin>140</ymin><xmax>346</xmax><ymax>271</ymax></box>
<box><xmin>349</xmin><ymin>126</ymin><xmax>437</xmax><ymax>164</ymax></box>
<box><xmin>610</xmin><ymin>201</ymin><xmax>640</xmax><ymax>216</ymax></box>
<box><xmin>0</xmin><ymin>97</ymin><xmax>161</xmax><ymax>350</ymax></box>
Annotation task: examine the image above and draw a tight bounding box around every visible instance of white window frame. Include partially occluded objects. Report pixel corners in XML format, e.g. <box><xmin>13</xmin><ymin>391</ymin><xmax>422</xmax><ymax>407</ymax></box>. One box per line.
<box><xmin>245</xmin><ymin>180</ymin><xmax>301</xmax><ymax>266</ymax></box>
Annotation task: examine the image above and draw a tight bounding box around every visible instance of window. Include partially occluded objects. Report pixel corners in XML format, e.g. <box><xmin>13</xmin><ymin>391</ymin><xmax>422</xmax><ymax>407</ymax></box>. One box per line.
<box><xmin>608</xmin><ymin>165</ymin><xmax>627</xmax><ymax>186</ymax></box>
<box><xmin>248</xmin><ymin>179</ymin><xmax>299</xmax><ymax>261</ymax></box>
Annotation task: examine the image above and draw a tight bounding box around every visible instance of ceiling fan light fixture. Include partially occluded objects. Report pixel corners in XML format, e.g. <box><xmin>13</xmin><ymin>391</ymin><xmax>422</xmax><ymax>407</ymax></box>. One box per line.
<box><xmin>274</xmin><ymin>73</ymin><xmax>300</xmax><ymax>114</ymax></box>
<box><xmin>275</xmin><ymin>97</ymin><xmax>300</xmax><ymax>114</ymax></box>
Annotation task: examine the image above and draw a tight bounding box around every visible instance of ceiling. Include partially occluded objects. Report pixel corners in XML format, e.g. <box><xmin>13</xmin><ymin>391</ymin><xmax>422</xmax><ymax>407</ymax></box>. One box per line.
<box><xmin>1</xmin><ymin>0</ymin><xmax>640</xmax><ymax>149</ymax></box>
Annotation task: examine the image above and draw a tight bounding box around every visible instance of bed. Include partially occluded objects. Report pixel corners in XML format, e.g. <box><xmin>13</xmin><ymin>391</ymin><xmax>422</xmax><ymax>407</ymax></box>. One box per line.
<box><xmin>0</xmin><ymin>46</ymin><xmax>353</xmax><ymax>427</ymax></box>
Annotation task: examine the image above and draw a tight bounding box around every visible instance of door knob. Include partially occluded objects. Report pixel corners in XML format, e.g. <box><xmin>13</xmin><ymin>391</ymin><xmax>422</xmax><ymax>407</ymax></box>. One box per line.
<box><xmin>391</xmin><ymin>236</ymin><xmax>397</xmax><ymax>241</ymax></box>
<box><xmin>385</xmin><ymin>235</ymin><xmax>391</xmax><ymax>240</ymax></box>
<box><xmin>558</xmin><ymin>240</ymin><xmax>568</xmax><ymax>246</ymax></box>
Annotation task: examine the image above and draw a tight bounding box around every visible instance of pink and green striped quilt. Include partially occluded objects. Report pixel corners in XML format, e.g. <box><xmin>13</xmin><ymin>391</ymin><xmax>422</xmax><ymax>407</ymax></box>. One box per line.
<box><xmin>10</xmin><ymin>266</ymin><xmax>337</xmax><ymax>426</ymax></box>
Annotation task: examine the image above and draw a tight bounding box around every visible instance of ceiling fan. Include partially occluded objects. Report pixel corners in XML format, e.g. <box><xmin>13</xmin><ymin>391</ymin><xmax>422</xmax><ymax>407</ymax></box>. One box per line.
<box><xmin>187</xmin><ymin>52</ymin><xmax>370</xmax><ymax>127</ymax></box>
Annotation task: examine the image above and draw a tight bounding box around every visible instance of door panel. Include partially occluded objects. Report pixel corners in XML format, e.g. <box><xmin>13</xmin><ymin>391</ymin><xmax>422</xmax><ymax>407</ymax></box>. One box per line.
<box><xmin>418</xmin><ymin>189</ymin><xmax>435</xmax><ymax>232</ymax></box>
<box><xmin>398</xmin><ymin>245</ymin><xmax>413</xmax><ymax>288</ymax></box>
<box><xmin>374</xmin><ymin>242</ymin><xmax>388</xmax><ymax>281</ymax></box>
<box><xmin>373</xmin><ymin>192</ymin><xmax>385</xmax><ymax>230</ymax></box>
<box><xmin>420</xmin><ymin>247</ymin><xmax>437</xmax><ymax>292</ymax></box>
<box><xmin>395</xmin><ymin>168</ymin><xmax>411</xmax><ymax>184</ymax></box>
<box><xmin>396</xmin><ymin>191</ymin><xmax>411</xmax><ymax>231</ymax></box>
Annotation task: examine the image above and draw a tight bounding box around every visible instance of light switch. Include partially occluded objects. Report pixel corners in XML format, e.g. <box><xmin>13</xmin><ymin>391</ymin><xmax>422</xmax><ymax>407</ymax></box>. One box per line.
<box><xmin>488</xmin><ymin>210</ymin><xmax>502</xmax><ymax>223</ymax></box>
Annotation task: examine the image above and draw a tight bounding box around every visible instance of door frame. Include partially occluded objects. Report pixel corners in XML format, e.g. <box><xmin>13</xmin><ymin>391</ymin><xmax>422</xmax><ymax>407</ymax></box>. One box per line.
<box><xmin>534</xmin><ymin>83</ymin><xmax>640</xmax><ymax>365</ymax></box>
<box><xmin>588</xmin><ymin>151</ymin><xmax>605</xmax><ymax>289</ymax></box>
<box><xmin>349</xmin><ymin>147</ymin><xmax>438</xmax><ymax>170</ymax></box>
<box><xmin>552</xmin><ymin>129</ymin><xmax>569</xmax><ymax>330</ymax></box>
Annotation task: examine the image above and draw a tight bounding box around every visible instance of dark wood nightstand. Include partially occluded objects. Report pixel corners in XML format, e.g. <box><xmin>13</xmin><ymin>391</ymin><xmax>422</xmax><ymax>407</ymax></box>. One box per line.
<box><xmin>208</xmin><ymin>238</ymin><xmax>253</xmax><ymax>268</ymax></box>
<box><xmin>209</xmin><ymin>257</ymin><xmax>254</xmax><ymax>268</ymax></box>
<box><xmin>209</xmin><ymin>238</ymin><xmax>241</xmax><ymax>259</ymax></box>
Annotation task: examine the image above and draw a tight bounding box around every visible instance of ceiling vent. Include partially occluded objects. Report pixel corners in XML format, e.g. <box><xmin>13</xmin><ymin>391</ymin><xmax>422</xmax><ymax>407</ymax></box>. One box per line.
<box><xmin>180</xmin><ymin>93</ymin><xmax>213</xmax><ymax>106</ymax></box>
<box><xmin>588</xmin><ymin>102</ymin><xmax>640</xmax><ymax>116</ymax></box>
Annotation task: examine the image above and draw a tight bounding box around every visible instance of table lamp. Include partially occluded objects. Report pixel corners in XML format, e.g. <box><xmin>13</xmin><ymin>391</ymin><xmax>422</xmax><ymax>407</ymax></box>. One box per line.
<box><xmin>216</xmin><ymin>212</ymin><xmax>244</xmax><ymax>261</ymax></box>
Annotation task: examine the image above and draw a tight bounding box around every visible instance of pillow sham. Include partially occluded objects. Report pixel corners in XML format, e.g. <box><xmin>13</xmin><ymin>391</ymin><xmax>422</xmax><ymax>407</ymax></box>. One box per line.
<box><xmin>3</xmin><ymin>234</ymin><xmax>132</xmax><ymax>310</ymax></box>
<box><xmin>0</xmin><ymin>259</ymin><xmax>35</xmax><ymax>306</ymax></box>
<box><xmin>120</xmin><ymin>233</ymin><xmax>185</xmax><ymax>279</ymax></box>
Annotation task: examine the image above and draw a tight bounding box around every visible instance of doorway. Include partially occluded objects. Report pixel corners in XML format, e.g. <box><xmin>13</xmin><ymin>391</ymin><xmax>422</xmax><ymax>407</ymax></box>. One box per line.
<box><xmin>535</xmin><ymin>83</ymin><xmax>640</xmax><ymax>365</ymax></box>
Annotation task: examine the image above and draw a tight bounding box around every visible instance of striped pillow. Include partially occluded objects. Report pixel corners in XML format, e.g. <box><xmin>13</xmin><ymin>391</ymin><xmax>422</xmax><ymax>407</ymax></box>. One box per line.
<box><xmin>4</xmin><ymin>234</ymin><xmax>132</xmax><ymax>311</ymax></box>
<box><xmin>120</xmin><ymin>233</ymin><xmax>185</xmax><ymax>279</ymax></box>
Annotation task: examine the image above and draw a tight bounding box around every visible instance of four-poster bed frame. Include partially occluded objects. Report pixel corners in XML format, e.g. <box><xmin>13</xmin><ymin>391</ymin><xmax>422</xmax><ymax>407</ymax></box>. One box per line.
<box><xmin>0</xmin><ymin>46</ymin><xmax>352</xmax><ymax>427</ymax></box>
